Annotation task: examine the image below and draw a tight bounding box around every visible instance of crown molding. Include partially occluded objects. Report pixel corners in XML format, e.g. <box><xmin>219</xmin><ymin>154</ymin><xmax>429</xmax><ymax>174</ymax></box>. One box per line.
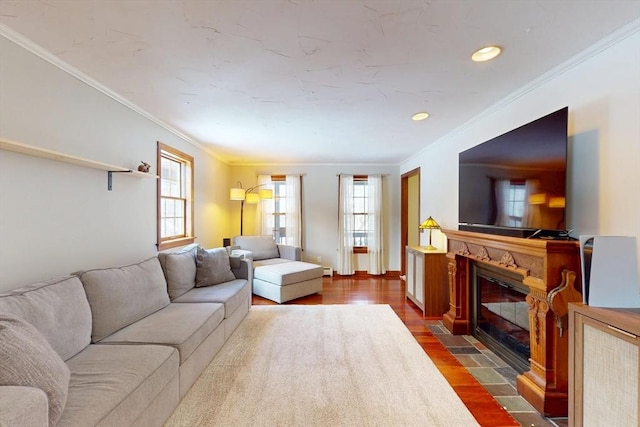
<box><xmin>403</xmin><ymin>18</ymin><xmax>640</xmax><ymax>166</ymax></box>
<box><xmin>0</xmin><ymin>23</ymin><xmax>228</xmax><ymax>165</ymax></box>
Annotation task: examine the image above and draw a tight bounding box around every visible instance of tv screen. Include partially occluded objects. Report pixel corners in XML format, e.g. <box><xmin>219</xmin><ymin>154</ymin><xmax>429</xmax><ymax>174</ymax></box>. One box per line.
<box><xmin>458</xmin><ymin>107</ymin><xmax>568</xmax><ymax>237</ymax></box>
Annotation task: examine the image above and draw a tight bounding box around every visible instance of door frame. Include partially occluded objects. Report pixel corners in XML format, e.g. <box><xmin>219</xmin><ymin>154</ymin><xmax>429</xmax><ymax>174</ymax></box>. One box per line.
<box><xmin>401</xmin><ymin>167</ymin><xmax>420</xmax><ymax>276</ymax></box>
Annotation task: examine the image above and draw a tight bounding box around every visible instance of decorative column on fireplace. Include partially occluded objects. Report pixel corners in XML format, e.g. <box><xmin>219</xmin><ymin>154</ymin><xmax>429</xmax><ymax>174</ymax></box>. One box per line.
<box><xmin>442</xmin><ymin>229</ymin><xmax>582</xmax><ymax>417</ymax></box>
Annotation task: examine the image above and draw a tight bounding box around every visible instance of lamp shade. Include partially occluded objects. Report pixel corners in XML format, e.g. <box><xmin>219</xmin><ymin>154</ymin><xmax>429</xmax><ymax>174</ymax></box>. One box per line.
<box><xmin>245</xmin><ymin>193</ymin><xmax>260</xmax><ymax>204</ymax></box>
<box><xmin>259</xmin><ymin>188</ymin><xmax>273</xmax><ymax>199</ymax></box>
<box><xmin>419</xmin><ymin>216</ymin><xmax>440</xmax><ymax>231</ymax></box>
<box><xmin>230</xmin><ymin>187</ymin><xmax>245</xmax><ymax>201</ymax></box>
<box><xmin>549</xmin><ymin>196</ymin><xmax>566</xmax><ymax>208</ymax></box>
<box><xmin>529</xmin><ymin>193</ymin><xmax>547</xmax><ymax>205</ymax></box>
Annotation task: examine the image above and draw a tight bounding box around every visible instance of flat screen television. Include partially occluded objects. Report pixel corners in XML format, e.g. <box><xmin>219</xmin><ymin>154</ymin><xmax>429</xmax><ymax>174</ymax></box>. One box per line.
<box><xmin>458</xmin><ymin>107</ymin><xmax>569</xmax><ymax>239</ymax></box>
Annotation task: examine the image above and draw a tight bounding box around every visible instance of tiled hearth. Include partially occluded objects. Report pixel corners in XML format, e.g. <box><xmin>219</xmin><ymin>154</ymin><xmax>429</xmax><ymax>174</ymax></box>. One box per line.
<box><xmin>427</xmin><ymin>321</ymin><xmax>568</xmax><ymax>427</ymax></box>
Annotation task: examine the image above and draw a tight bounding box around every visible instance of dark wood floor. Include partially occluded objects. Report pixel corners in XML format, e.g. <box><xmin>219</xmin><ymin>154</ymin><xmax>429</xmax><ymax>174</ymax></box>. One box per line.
<box><xmin>252</xmin><ymin>275</ymin><xmax>519</xmax><ymax>427</ymax></box>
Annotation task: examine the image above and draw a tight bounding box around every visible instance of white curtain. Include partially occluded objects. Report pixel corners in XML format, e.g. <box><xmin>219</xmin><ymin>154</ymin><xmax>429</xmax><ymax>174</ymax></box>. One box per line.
<box><xmin>495</xmin><ymin>179</ymin><xmax>511</xmax><ymax>226</ymax></box>
<box><xmin>523</xmin><ymin>179</ymin><xmax>540</xmax><ymax>228</ymax></box>
<box><xmin>337</xmin><ymin>175</ymin><xmax>354</xmax><ymax>275</ymax></box>
<box><xmin>257</xmin><ymin>174</ymin><xmax>273</xmax><ymax>235</ymax></box>
<box><xmin>367</xmin><ymin>175</ymin><xmax>385</xmax><ymax>275</ymax></box>
<box><xmin>285</xmin><ymin>175</ymin><xmax>302</xmax><ymax>248</ymax></box>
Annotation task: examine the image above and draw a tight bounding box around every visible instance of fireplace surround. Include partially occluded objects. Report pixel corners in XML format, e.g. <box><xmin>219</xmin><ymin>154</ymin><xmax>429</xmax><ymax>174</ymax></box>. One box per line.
<box><xmin>442</xmin><ymin>229</ymin><xmax>582</xmax><ymax>416</ymax></box>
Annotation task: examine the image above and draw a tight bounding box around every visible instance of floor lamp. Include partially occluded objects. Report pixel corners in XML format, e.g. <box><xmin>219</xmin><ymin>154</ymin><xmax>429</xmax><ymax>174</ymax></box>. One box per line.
<box><xmin>230</xmin><ymin>182</ymin><xmax>273</xmax><ymax>235</ymax></box>
<box><xmin>419</xmin><ymin>216</ymin><xmax>440</xmax><ymax>250</ymax></box>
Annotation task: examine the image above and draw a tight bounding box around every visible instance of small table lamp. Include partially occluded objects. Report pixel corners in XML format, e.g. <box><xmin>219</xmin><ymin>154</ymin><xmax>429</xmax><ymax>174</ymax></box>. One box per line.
<box><xmin>419</xmin><ymin>216</ymin><xmax>440</xmax><ymax>250</ymax></box>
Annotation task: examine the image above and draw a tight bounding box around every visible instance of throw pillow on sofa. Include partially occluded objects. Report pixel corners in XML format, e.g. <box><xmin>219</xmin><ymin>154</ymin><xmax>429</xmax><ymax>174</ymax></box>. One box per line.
<box><xmin>0</xmin><ymin>314</ymin><xmax>70</xmax><ymax>427</ymax></box>
<box><xmin>195</xmin><ymin>247</ymin><xmax>236</xmax><ymax>287</ymax></box>
<box><xmin>158</xmin><ymin>245</ymin><xmax>198</xmax><ymax>300</ymax></box>
<box><xmin>77</xmin><ymin>257</ymin><xmax>171</xmax><ymax>342</ymax></box>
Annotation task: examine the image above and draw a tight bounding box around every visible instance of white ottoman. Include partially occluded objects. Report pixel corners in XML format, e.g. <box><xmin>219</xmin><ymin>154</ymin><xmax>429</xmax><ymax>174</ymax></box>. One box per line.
<box><xmin>253</xmin><ymin>260</ymin><xmax>323</xmax><ymax>303</ymax></box>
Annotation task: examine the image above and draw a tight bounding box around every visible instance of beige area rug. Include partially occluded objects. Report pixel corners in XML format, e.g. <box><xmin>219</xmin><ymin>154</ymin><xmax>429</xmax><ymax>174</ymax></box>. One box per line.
<box><xmin>164</xmin><ymin>305</ymin><xmax>480</xmax><ymax>427</ymax></box>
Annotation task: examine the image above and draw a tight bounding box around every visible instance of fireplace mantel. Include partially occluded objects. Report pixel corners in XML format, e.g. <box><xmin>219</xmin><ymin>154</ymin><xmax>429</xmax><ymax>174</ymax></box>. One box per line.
<box><xmin>442</xmin><ymin>229</ymin><xmax>581</xmax><ymax>416</ymax></box>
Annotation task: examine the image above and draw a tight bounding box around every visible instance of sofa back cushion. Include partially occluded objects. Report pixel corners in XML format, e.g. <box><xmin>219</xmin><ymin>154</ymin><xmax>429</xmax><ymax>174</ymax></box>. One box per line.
<box><xmin>77</xmin><ymin>257</ymin><xmax>170</xmax><ymax>342</ymax></box>
<box><xmin>158</xmin><ymin>244</ymin><xmax>198</xmax><ymax>300</ymax></box>
<box><xmin>233</xmin><ymin>235</ymin><xmax>280</xmax><ymax>261</ymax></box>
<box><xmin>195</xmin><ymin>247</ymin><xmax>237</xmax><ymax>287</ymax></box>
<box><xmin>0</xmin><ymin>276</ymin><xmax>92</xmax><ymax>361</ymax></box>
<box><xmin>0</xmin><ymin>315</ymin><xmax>71</xmax><ymax>427</ymax></box>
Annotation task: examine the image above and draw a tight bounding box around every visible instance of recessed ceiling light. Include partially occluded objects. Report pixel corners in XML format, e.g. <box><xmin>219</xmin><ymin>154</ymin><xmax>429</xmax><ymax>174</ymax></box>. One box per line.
<box><xmin>412</xmin><ymin>112</ymin><xmax>430</xmax><ymax>121</ymax></box>
<box><xmin>471</xmin><ymin>46</ymin><xmax>502</xmax><ymax>62</ymax></box>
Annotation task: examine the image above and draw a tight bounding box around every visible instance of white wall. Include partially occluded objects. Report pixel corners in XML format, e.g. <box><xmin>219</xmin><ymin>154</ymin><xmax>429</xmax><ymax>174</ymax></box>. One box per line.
<box><xmin>230</xmin><ymin>165</ymin><xmax>401</xmax><ymax>272</ymax></box>
<box><xmin>3</xmin><ymin>23</ymin><xmax>637</xmax><ymax>291</ymax></box>
<box><xmin>401</xmin><ymin>24</ymin><xmax>640</xmax><ymax>277</ymax></box>
<box><xmin>0</xmin><ymin>35</ymin><xmax>233</xmax><ymax>291</ymax></box>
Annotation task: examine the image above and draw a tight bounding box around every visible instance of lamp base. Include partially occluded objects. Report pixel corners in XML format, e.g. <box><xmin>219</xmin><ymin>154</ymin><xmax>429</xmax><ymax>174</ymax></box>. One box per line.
<box><xmin>424</xmin><ymin>244</ymin><xmax>438</xmax><ymax>251</ymax></box>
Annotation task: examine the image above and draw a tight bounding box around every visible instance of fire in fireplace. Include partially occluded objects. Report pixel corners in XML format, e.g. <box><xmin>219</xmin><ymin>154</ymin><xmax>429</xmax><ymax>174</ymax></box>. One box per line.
<box><xmin>471</xmin><ymin>263</ymin><xmax>530</xmax><ymax>373</ymax></box>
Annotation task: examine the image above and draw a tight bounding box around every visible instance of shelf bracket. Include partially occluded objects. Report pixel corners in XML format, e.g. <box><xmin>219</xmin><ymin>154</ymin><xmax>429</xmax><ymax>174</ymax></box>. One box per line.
<box><xmin>107</xmin><ymin>170</ymin><xmax>133</xmax><ymax>191</ymax></box>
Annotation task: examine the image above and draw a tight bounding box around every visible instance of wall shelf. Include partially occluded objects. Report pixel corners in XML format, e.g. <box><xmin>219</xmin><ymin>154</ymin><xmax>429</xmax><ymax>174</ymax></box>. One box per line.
<box><xmin>0</xmin><ymin>137</ymin><xmax>158</xmax><ymax>190</ymax></box>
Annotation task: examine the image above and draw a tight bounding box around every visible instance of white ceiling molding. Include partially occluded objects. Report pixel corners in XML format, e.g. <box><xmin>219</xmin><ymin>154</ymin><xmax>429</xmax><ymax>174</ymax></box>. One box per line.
<box><xmin>403</xmin><ymin>18</ymin><xmax>640</xmax><ymax>166</ymax></box>
<box><xmin>0</xmin><ymin>23</ymin><xmax>225</xmax><ymax>164</ymax></box>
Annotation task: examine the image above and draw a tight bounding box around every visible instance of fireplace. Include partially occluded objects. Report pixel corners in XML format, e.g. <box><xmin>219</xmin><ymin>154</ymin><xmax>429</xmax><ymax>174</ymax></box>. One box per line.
<box><xmin>442</xmin><ymin>229</ymin><xmax>582</xmax><ymax>416</ymax></box>
<box><xmin>471</xmin><ymin>263</ymin><xmax>530</xmax><ymax>373</ymax></box>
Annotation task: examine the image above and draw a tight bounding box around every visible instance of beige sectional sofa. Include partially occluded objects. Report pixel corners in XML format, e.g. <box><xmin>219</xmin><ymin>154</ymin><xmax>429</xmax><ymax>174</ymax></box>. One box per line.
<box><xmin>0</xmin><ymin>245</ymin><xmax>252</xmax><ymax>427</ymax></box>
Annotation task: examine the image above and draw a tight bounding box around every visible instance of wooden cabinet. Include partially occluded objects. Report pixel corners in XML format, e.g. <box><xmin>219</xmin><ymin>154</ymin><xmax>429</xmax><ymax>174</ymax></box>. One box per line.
<box><xmin>405</xmin><ymin>246</ymin><xmax>448</xmax><ymax>318</ymax></box>
<box><xmin>569</xmin><ymin>303</ymin><xmax>640</xmax><ymax>427</ymax></box>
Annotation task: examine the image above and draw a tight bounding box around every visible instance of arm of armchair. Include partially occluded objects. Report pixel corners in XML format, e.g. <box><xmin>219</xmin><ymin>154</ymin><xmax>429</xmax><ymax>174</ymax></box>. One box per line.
<box><xmin>0</xmin><ymin>386</ymin><xmax>49</xmax><ymax>427</ymax></box>
<box><xmin>277</xmin><ymin>244</ymin><xmax>301</xmax><ymax>261</ymax></box>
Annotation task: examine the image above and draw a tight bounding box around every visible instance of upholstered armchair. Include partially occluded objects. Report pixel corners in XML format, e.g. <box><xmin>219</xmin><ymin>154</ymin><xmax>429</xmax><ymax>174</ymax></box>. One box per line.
<box><xmin>231</xmin><ymin>235</ymin><xmax>322</xmax><ymax>303</ymax></box>
<box><xmin>231</xmin><ymin>235</ymin><xmax>301</xmax><ymax>264</ymax></box>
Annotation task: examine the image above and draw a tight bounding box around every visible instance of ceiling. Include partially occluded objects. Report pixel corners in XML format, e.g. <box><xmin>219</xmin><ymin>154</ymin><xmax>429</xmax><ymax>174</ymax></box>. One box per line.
<box><xmin>1</xmin><ymin>1</ymin><xmax>638</xmax><ymax>165</ymax></box>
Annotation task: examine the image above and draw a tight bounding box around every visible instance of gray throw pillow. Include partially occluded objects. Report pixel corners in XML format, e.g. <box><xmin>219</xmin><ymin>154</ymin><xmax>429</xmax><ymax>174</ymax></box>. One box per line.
<box><xmin>158</xmin><ymin>249</ymin><xmax>197</xmax><ymax>300</ymax></box>
<box><xmin>195</xmin><ymin>247</ymin><xmax>236</xmax><ymax>287</ymax></box>
<box><xmin>0</xmin><ymin>314</ymin><xmax>70</xmax><ymax>427</ymax></box>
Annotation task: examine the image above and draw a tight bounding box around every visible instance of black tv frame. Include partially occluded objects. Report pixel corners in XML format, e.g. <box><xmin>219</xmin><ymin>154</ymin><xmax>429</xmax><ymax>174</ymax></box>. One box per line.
<box><xmin>458</xmin><ymin>107</ymin><xmax>570</xmax><ymax>240</ymax></box>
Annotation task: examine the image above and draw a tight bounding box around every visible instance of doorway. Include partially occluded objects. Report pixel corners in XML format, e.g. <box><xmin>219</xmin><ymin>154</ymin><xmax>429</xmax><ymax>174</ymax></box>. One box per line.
<box><xmin>401</xmin><ymin>168</ymin><xmax>420</xmax><ymax>276</ymax></box>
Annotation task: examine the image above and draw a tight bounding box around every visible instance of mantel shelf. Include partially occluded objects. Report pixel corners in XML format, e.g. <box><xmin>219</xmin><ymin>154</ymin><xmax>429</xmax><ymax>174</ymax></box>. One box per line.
<box><xmin>0</xmin><ymin>137</ymin><xmax>158</xmax><ymax>190</ymax></box>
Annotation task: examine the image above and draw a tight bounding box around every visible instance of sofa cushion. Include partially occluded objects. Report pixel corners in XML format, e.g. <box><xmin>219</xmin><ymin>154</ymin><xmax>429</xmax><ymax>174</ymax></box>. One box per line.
<box><xmin>233</xmin><ymin>235</ymin><xmax>280</xmax><ymax>260</ymax></box>
<box><xmin>253</xmin><ymin>258</ymin><xmax>292</xmax><ymax>267</ymax></box>
<box><xmin>0</xmin><ymin>315</ymin><xmax>70</xmax><ymax>427</ymax></box>
<box><xmin>0</xmin><ymin>386</ymin><xmax>49</xmax><ymax>427</ymax></box>
<box><xmin>195</xmin><ymin>247</ymin><xmax>236</xmax><ymax>287</ymax></box>
<box><xmin>172</xmin><ymin>279</ymin><xmax>250</xmax><ymax>318</ymax></box>
<box><xmin>98</xmin><ymin>302</ymin><xmax>225</xmax><ymax>364</ymax></box>
<box><xmin>60</xmin><ymin>344</ymin><xmax>178</xmax><ymax>427</ymax></box>
<box><xmin>0</xmin><ymin>276</ymin><xmax>92</xmax><ymax>361</ymax></box>
<box><xmin>77</xmin><ymin>257</ymin><xmax>170</xmax><ymax>342</ymax></box>
<box><xmin>158</xmin><ymin>246</ymin><xmax>198</xmax><ymax>300</ymax></box>
<box><xmin>254</xmin><ymin>261</ymin><xmax>324</xmax><ymax>286</ymax></box>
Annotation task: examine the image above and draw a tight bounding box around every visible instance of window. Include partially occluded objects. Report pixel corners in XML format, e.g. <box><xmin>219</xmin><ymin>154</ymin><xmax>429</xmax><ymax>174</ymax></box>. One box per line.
<box><xmin>260</xmin><ymin>174</ymin><xmax>302</xmax><ymax>247</ymax></box>
<box><xmin>352</xmin><ymin>175</ymin><xmax>369</xmax><ymax>252</ymax></box>
<box><xmin>271</xmin><ymin>175</ymin><xmax>287</xmax><ymax>244</ymax></box>
<box><xmin>504</xmin><ymin>180</ymin><xmax>526</xmax><ymax>227</ymax></box>
<box><xmin>157</xmin><ymin>142</ymin><xmax>194</xmax><ymax>250</ymax></box>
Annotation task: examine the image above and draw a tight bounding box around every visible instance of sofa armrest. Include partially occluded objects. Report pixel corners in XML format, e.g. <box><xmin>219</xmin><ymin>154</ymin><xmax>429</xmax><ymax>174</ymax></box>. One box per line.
<box><xmin>230</xmin><ymin>249</ymin><xmax>253</xmax><ymax>260</ymax></box>
<box><xmin>0</xmin><ymin>386</ymin><xmax>49</xmax><ymax>427</ymax></box>
<box><xmin>230</xmin><ymin>257</ymin><xmax>253</xmax><ymax>282</ymax></box>
<box><xmin>277</xmin><ymin>244</ymin><xmax>301</xmax><ymax>261</ymax></box>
